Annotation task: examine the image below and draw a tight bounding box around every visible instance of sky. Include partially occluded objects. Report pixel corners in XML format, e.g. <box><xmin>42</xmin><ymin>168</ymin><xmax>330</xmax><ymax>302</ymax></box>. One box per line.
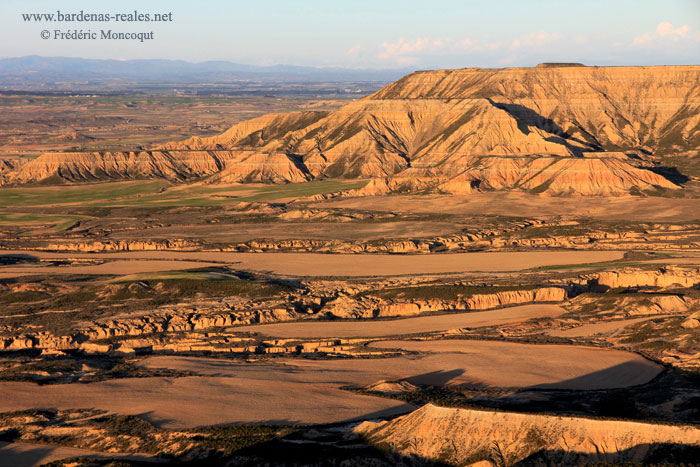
<box><xmin>1</xmin><ymin>0</ymin><xmax>698</xmax><ymax>69</ymax></box>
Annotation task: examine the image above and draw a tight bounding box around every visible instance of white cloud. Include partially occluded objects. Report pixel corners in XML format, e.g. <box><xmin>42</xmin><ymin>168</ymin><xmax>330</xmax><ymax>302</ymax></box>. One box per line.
<box><xmin>374</xmin><ymin>36</ymin><xmax>487</xmax><ymax>65</ymax></box>
<box><xmin>346</xmin><ymin>45</ymin><xmax>363</xmax><ymax>56</ymax></box>
<box><xmin>656</xmin><ymin>21</ymin><xmax>690</xmax><ymax>39</ymax></box>
<box><xmin>454</xmin><ymin>38</ymin><xmax>479</xmax><ymax>50</ymax></box>
<box><xmin>351</xmin><ymin>24</ymin><xmax>696</xmax><ymax>69</ymax></box>
<box><xmin>375</xmin><ymin>32</ymin><xmax>552</xmax><ymax>65</ymax></box>
<box><xmin>633</xmin><ymin>33</ymin><xmax>651</xmax><ymax>45</ymax></box>
<box><xmin>378</xmin><ymin>37</ymin><xmax>449</xmax><ymax>60</ymax></box>
<box><xmin>633</xmin><ymin>21</ymin><xmax>696</xmax><ymax>45</ymax></box>
<box><xmin>510</xmin><ymin>31</ymin><xmax>560</xmax><ymax>50</ymax></box>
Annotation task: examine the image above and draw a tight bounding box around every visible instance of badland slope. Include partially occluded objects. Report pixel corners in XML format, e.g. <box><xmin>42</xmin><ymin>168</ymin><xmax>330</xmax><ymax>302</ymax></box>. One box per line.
<box><xmin>355</xmin><ymin>404</ymin><xmax>700</xmax><ymax>465</ymax></box>
<box><xmin>5</xmin><ymin>66</ymin><xmax>697</xmax><ymax>194</ymax></box>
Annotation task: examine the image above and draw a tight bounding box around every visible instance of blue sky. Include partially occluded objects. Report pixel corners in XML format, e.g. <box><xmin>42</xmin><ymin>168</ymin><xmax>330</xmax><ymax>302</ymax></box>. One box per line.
<box><xmin>1</xmin><ymin>0</ymin><xmax>698</xmax><ymax>68</ymax></box>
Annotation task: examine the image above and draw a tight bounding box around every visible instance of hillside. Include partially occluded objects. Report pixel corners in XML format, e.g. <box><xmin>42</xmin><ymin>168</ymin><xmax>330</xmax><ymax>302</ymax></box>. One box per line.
<box><xmin>3</xmin><ymin>65</ymin><xmax>699</xmax><ymax>195</ymax></box>
<box><xmin>3</xmin><ymin>150</ymin><xmax>311</xmax><ymax>185</ymax></box>
<box><xmin>355</xmin><ymin>404</ymin><xmax>700</xmax><ymax>465</ymax></box>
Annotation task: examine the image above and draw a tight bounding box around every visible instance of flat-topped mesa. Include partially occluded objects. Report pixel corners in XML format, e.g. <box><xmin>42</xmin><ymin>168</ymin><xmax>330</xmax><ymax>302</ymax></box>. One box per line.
<box><xmin>3</xmin><ymin>65</ymin><xmax>697</xmax><ymax>193</ymax></box>
<box><xmin>536</xmin><ymin>62</ymin><xmax>587</xmax><ymax>67</ymax></box>
<box><xmin>159</xmin><ymin>66</ymin><xmax>696</xmax><ymax>193</ymax></box>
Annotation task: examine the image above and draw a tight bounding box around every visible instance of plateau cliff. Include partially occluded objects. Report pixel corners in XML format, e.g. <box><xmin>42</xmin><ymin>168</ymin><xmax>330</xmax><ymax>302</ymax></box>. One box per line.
<box><xmin>5</xmin><ymin>66</ymin><xmax>698</xmax><ymax>195</ymax></box>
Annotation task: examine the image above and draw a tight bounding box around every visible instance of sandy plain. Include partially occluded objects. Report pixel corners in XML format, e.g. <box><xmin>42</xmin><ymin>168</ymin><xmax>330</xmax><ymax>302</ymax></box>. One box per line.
<box><xmin>0</xmin><ymin>249</ymin><xmax>624</xmax><ymax>277</ymax></box>
<box><xmin>0</xmin><ymin>259</ymin><xmax>220</xmax><ymax>276</ymax></box>
<box><xmin>234</xmin><ymin>304</ymin><xmax>567</xmax><ymax>338</ymax></box>
<box><xmin>320</xmin><ymin>193</ymin><xmax>700</xmax><ymax>223</ymax></box>
<box><xmin>366</xmin><ymin>340</ymin><xmax>661</xmax><ymax>389</ymax></box>
<box><xmin>0</xmin><ymin>340</ymin><xmax>659</xmax><ymax>429</ymax></box>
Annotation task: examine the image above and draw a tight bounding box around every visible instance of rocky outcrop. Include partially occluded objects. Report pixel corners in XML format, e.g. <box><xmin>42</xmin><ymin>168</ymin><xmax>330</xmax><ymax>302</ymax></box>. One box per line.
<box><xmin>588</xmin><ymin>267</ymin><xmax>700</xmax><ymax>289</ymax></box>
<box><xmin>41</xmin><ymin>239</ymin><xmax>198</xmax><ymax>252</ymax></box>
<box><xmin>0</xmin><ymin>285</ymin><xmax>566</xmax><ymax>352</ymax></box>
<box><xmin>203</xmin><ymin>152</ymin><xmax>311</xmax><ymax>184</ymax></box>
<box><xmin>320</xmin><ymin>287</ymin><xmax>566</xmax><ymax>319</ymax></box>
<box><xmin>682</xmin><ymin>312</ymin><xmax>700</xmax><ymax>329</ymax></box>
<box><xmin>354</xmin><ymin>404</ymin><xmax>700</xmax><ymax>466</ymax></box>
<box><xmin>0</xmin><ymin>158</ymin><xmax>26</xmax><ymax>174</ymax></box>
<box><xmin>463</xmin><ymin>287</ymin><xmax>566</xmax><ymax>310</ymax></box>
<box><xmin>162</xmin><ymin>111</ymin><xmax>328</xmax><ymax>152</ymax></box>
<box><xmin>364</xmin><ymin>380</ymin><xmax>420</xmax><ymax>395</ymax></box>
<box><xmin>0</xmin><ymin>307</ymin><xmax>299</xmax><ymax>353</ymax></box>
<box><xmin>319</xmin><ymin>295</ymin><xmax>382</xmax><ymax>319</ymax></box>
<box><xmin>4</xmin><ymin>150</ymin><xmax>311</xmax><ymax>184</ymax></box>
<box><xmin>568</xmin><ymin>293</ymin><xmax>691</xmax><ymax>318</ymax></box>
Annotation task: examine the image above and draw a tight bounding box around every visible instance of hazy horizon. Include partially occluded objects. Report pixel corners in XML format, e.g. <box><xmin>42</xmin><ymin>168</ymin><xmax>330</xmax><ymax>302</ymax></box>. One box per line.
<box><xmin>2</xmin><ymin>55</ymin><xmax>700</xmax><ymax>71</ymax></box>
<box><xmin>1</xmin><ymin>0</ymin><xmax>698</xmax><ymax>70</ymax></box>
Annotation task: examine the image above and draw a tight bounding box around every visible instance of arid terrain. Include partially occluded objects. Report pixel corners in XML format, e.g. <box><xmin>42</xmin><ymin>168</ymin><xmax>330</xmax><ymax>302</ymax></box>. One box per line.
<box><xmin>0</xmin><ymin>64</ymin><xmax>699</xmax><ymax>466</ymax></box>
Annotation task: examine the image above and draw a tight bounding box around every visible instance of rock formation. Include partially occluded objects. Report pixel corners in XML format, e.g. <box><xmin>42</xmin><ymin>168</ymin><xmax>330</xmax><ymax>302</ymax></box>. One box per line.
<box><xmin>4</xmin><ymin>150</ymin><xmax>310</xmax><ymax>184</ymax></box>
<box><xmin>3</xmin><ymin>66</ymin><xmax>697</xmax><ymax>194</ymax></box>
<box><xmin>354</xmin><ymin>404</ymin><xmax>700</xmax><ymax>466</ymax></box>
<box><xmin>588</xmin><ymin>267</ymin><xmax>700</xmax><ymax>289</ymax></box>
<box><xmin>0</xmin><ymin>284</ymin><xmax>566</xmax><ymax>353</ymax></box>
<box><xmin>0</xmin><ymin>157</ymin><xmax>25</xmax><ymax>174</ymax></box>
<box><xmin>319</xmin><ymin>287</ymin><xmax>566</xmax><ymax>319</ymax></box>
<box><xmin>40</xmin><ymin>239</ymin><xmax>197</xmax><ymax>252</ymax></box>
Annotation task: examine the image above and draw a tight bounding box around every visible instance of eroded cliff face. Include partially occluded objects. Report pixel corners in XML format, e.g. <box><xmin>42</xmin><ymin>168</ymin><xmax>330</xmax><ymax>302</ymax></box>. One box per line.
<box><xmin>0</xmin><ymin>285</ymin><xmax>567</xmax><ymax>352</ymax></box>
<box><xmin>0</xmin><ymin>158</ymin><xmax>25</xmax><ymax>174</ymax></box>
<box><xmin>160</xmin><ymin>65</ymin><xmax>696</xmax><ymax>194</ymax></box>
<box><xmin>587</xmin><ymin>267</ymin><xmax>700</xmax><ymax>289</ymax></box>
<box><xmin>352</xmin><ymin>155</ymin><xmax>680</xmax><ymax>196</ymax></box>
<box><xmin>170</xmin><ymin>66</ymin><xmax>700</xmax><ymax>159</ymax></box>
<box><xmin>354</xmin><ymin>404</ymin><xmax>700</xmax><ymax>466</ymax></box>
<box><xmin>4</xmin><ymin>150</ymin><xmax>311</xmax><ymax>184</ymax></box>
<box><xmin>320</xmin><ymin>287</ymin><xmax>567</xmax><ymax>319</ymax></box>
<box><xmin>3</xmin><ymin>66</ymin><xmax>697</xmax><ymax>193</ymax></box>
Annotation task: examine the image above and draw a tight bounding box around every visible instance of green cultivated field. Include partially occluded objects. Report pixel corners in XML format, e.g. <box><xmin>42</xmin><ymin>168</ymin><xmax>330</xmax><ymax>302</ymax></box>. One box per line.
<box><xmin>0</xmin><ymin>213</ymin><xmax>86</xmax><ymax>231</ymax></box>
<box><xmin>0</xmin><ymin>180</ymin><xmax>169</xmax><ymax>206</ymax></box>
<box><xmin>0</xmin><ymin>179</ymin><xmax>367</xmax><ymax>208</ymax></box>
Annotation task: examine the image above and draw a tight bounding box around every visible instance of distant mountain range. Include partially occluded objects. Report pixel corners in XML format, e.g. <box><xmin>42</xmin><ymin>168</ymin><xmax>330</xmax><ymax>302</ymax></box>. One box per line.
<box><xmin>0</xmin><ymin>56</ymin><xmax>412</xmax><ymax>86</ymax></box>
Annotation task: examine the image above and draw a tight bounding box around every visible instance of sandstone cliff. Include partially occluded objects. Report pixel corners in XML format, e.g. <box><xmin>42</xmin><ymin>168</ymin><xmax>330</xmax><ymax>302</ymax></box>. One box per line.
<box><xmin>40</xmin><ymin>239</ymin><xmax>197</xmax><ymax>252</ymax></box>
<box><xmin>0</xmin><ymin>285</ymin><xmax>566</xmax><ymax>353</ymax></box>
<box><xmin>6</xmin><ymin>151</ymin><xmax>227</xmax><ymax>184</ymax></box>
<box><xmin>3</xmin><ymin>150</ymin><xmax>311</xmax><ymax>185</ymax></box>
<box><xmin>587</xmin><ymin>267</ymin><xmax>700</xmax><ymax>289</ymax></box>
<box><xmin>320</xmin><ymin>287</ymin><xmax>566</xmax><ymax>319</ymax></box>
<box><xmin>354</xmin><ymin>404</ymin><xmax>700</xmax><ymax>466</ymax></box>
